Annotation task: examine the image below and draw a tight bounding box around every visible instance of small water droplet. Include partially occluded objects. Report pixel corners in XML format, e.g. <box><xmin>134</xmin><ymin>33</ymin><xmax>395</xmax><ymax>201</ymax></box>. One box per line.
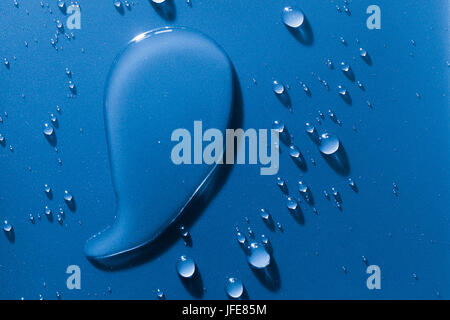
<box><xmin>260</xmin><ymin>208</ymin><xmax>270</xmax><ymax>220</ymax></box>
<box><xmin>282</xmin><ymin>6</ymin><xmax>305</xmax><ymax>28</ymax></box>
<box><xmin>225</xmin><ymin>277</ymin><xmax>244</xmax><ymax>299</ymax></box>
<box><xmin>298</xmin><ymin>181</ymin><xmax>308</xmax><ymax>193</ymax></box>
<box><xmin>236</xmin><ymin>231</ymin><xmax>246</xmax><ymax>245</ymax></box>
<box><xmin>340</xmin><ymin>61</ymin><xmax>350</xmax><ymax>73</ymax></box>
<box><xmin>64</xmin><ymin>190</ymin><xmax>73</xmax><ymax>202</ymax></box>
<box><xmin>272</xmin><ymin>80</ymin><xmax>285</xmax><ymax>95</ymax></box>
<box><xmin>318</xmin><ymin>133</ymin><xmax>340</xmax><ymax>155</ymax></box>
<box><xmin>176</xmin><ymin>255</ymin><xmax>196</xmax><ymax>278</ymax></box>
<box><xmin>247</xmin><ymin>242</ymin><xmax>270</xmax><ymax>269</ymax></box>
<box><xmin>3</xmin><ymin>220</ymin><xmax>12</xmax><ymax>232</ymax></box>
<box><xmin>326</xmin><ymin>58</ymin><xmax>334</xmax><ymax>69</ymax></box>
<box><xmin>337</xmin><ymin>85</ymin><xmax>348</xmax><ymax>97</ymax></box>
<box><xmin>286</xmin><ymin>196</ymin><xmax>298</xmax><ymax>210</ymax></box>
<box><xmin>155</xmin><ymin>288</ymin><xmax>165</xmax><ymax>300</ymax></box>
<box><xmin>289</xmin><ymin>145</ymin><xmax>301</xmax><ymax>159</ymax></box>
<box><xmin>305</xmin><ymin>122</ymin><xmax>315</xmax><ymax>134</ymax></box>
<box><xmin>43</xmin><ymin>123</ymin><xmax>54</xmax><ymax>136</ymax></box>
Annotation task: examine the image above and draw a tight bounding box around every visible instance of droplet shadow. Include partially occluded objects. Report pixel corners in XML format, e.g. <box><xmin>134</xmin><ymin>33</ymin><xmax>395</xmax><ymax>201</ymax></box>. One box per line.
<box><xmin>250</xmin><ymin>257</ymin><xmax>281</xmax><ymax>292</ymax></box>
<box><xmin>4</xmin><ymin>228</ymin><xmax>15</xmax><ymax>243</ymax></box>
<box><xmin>150</xmin><ymin>0</ymin><xmax>176</xmax><ymax>21</ymax></box>
<box><xmin>321</xmin><ymin>144</ymin><xmax>350</xmax><ymax>176</ymax></box>
<box><xmin>179</xmin><ymin>268</ymin><xmax>204</xmax><ymax>299</ymax></box>
<box><xmin>286</xmin><ymin>16</ymin><xmax>314</xmax><ymax>46</ymax></box>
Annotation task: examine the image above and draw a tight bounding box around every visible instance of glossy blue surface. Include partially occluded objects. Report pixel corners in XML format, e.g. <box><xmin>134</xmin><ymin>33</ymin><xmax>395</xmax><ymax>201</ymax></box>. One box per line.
<box><xmin>0</xmin><ymin>0</ymin><xmax>448</xmax><ymax>299</ymax></box>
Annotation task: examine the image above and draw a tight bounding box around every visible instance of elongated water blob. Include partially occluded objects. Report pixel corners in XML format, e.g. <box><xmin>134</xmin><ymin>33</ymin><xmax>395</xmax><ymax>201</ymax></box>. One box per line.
<box><xmin>84</xmin><ymin>27</ymin><xmax>235</xmax><ymax>266</ymax></box>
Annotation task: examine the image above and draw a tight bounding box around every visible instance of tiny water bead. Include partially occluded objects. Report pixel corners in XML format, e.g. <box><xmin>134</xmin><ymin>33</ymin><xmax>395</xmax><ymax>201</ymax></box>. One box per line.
<box><xmin>276</xmin><ymin>177</ymin><xmax>286</xmax><ymax>188</ymax></box>
<box><xmin>305</xmin><ymin>122</ymin><xmax>315</xmax><ymax>134</ymax></box>
<box><xmin>63</xmin><ymin>190</ymin><xmax>73</xmax><ymax>202</ymax></box>
<box><xmin>3</xmin><ymin>220</ymin><xmax>12</xmax><ymax>232</ymax></box>
<box><xmin>282</xmin><ymin>6</ymin><xmax>305</xmax><ymax>28</ymax></box>
<box><xmin>176</xmin><ymin>255</ymin><xmax>196</xmax><ymax>278</ymax></box>
<box><xmin>298</xmin><ymin>181</ymin><xmax>308</xmax><ymax>193</ymax></box>
<box><xmin>247</xmin><ymin>242</ymin><xmax>270</xmax><ymax>269</ymax></box>
<box><xmin>340</xmin><ymin>61</ymin><xmax>350</xmax><ymax>73</ymax></box>
<box><xmin>337</xmin><ymin>85</ymin><xmax>348</xmax><ymax>97</ymax></box>
<box><xmin>272</xmin><ymin>80</ymin><xmax>285</xmax><ymax>95</ymax></box>
<box><xmin>43</xmin><ymin>123</ymin><xmax>54</xmax><ymax>136</ymax></box>
<box><xmin>113</xmin><ymin>0</ymin><xmax>121</xmax><ymax>8</ymax></box>
<box><xmin>272</xmin><ymin>120</ymin><xmax>285</xmax><ymax>134</ymax></box>
<box><xmin>179</xmin><ymin>225</ymin><xmax>190</xmax><ymax>243</ymax></box>
<box><xmin>259</xmin><ymin>208</ymin><xmax>270</xmax><ymax>220</ymax></box>
<box><xmin>289</xmin><ymin>145</ymin><xmax>300</xmax><ymax>158</ymax></box>
<box><xmin>155</xmin><ymin>288</ymin><xmax>165</xmax><ymax>300</ymax></box>
<box><xmin>286</xmin><ymin>196</ymin><xmax>298</xmax><ymax>210</ymax></box>
<box><xmin>225</xmin><ymin>277</ymin><xmax>244</xmax><ymax>299</ymax></box>
<box><xmin>44</xmin><ymin>184</ymin><xmax>51</xmax><ymax>194</ymax></box>
<box><xmin>151</xmin><ymin>0</ymin><xmax>166</xmax><ymax>3</ymax></box>
<box><xmin>359</xmin><ymin>48</ymin><xmax>368</xmax><ymax>58</ymax></box>
<box><xmin>45</xmin><ymin>206</ymin><xmax>52</xmax><ymax>216</ymax></box>
<box><xmin>318</xmin><ymin>133</ymin><xmax>340</xmax><ymax>155</ymax></box>
<box><xmin>236</xmin><ymin>231</ymin><xmax>246</xmax><ymax>245</ymax></box>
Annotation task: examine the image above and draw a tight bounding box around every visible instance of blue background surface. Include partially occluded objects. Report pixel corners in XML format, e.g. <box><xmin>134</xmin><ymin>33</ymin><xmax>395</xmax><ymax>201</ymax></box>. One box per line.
<box><xmin>0</xmin><ymin>0</ymin><xmax>449</xmax><ymax>299</ymax></box>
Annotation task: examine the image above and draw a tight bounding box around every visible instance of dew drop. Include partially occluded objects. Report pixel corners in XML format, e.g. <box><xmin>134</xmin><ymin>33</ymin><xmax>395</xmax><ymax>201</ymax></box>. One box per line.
<box><xmin>63</xmin><ymin>190</ymin><xmax>73</xmax><ymax>202</ymax></box>
<box><xmin>247</xmin><ymin>242</ymin><xmax>270</xmax><ymax>269</ymax></box>
<box><xmin>318</xmin><ymin>133</ymin><xmax>340</xmax><ymax>155</ymax></box>
<box><xmin>155</xmin><ymin>288</ymin><xmax>165</xmax><ymax>300</ymax></box>
<box><xmin>272</xmin><ymin>120</ymin><xmax>285</xmax><ymax>134</ymax></box>
<box><xmin>43</xmin><ymin>122</ymin><xmax>54</xmax><ymax>136</ymax></box>
<box><xmin>341</xmin><ymin>62</ymin><xmax>350</xmax><ymax>73</ymax></box>
<box><xmin>225</xmin><ymin>277</ymin><xmax>244</xmax><ymax>299</ymax></box>
<box><xmin>176</xmin><ymin>255</ymin><xmax>196</xmax><ymax>278</ymax></box>
<box><xmin>282</xmin><ymin>6</ymin><xmax>305</xmax><ymax>28</ymax></box>
<box><xmin>305</xmin><ymin>122</ymin><xmax>315</xmax><ymax>134</ymax></box>
<box><xmin>286</xmin><ymin>196</ymin><xmax>298</xmax><ymax>210</ymax></box>
<box><xmin>259</xmin><ymin>208</ymin><xmax>270</xmax><ymax>220</ymax></box>
<box><xmin>272</xmin><ymin>80</ymin><xmax>285</xmax><ymax>95</ymax></box>
<box><xmin>337</xmin><ymin>85</ymin><xmax>348</xmax><ymax>97</ymax></box>
<box><xmin>236</xmin><ymin>231</ymin><xmax>246</xmax><ymax>245</ymax></box>
<box><xmin>298</xmin><ymin>181</ymin><xmax>308</xmax><ymax>193</ymax></box>
<box><xmin>289</xmin><ymin>145</ymin><xmax>300</xmax><ymax>159</ymax></box>
<box><xmin>359</xmin><ymin>47</ymin><xmax>368</xmax><ymax>58</ymax></box>
<box><xmin>3</xmin><ymin>220</ymin><xmax>12</xmax><ymax>232</ymax></box>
